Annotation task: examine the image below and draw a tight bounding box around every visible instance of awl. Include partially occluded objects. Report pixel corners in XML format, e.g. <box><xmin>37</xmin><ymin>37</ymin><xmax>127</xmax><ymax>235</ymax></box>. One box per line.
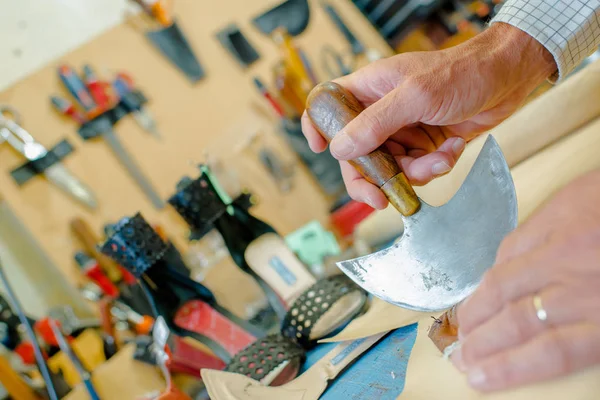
<box><xmin>306</xmin><ymin>82</ymin><xmax>517</xmax><ymax>312</ymax></box>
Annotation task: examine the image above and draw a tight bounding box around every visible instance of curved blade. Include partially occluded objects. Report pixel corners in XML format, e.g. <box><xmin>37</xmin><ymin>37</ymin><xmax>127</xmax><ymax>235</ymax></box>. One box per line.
<box><xmin>338</xmin><ymin>136</ymin><xmax>518</xmax><ymax>312</ymax></box>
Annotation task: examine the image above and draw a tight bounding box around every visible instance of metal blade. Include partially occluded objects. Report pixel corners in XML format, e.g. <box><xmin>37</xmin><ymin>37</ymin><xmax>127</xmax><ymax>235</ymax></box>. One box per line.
<box><xmin>44</xmin><ymin>164</ymin><xmax>98</xmax><ymax>209</ymax></box>
<box><xmin>337</xmin><ymin>136</ymin><xmax>517</xmax><ymax>312</ymax></box>
<box><xmin>102</xmin><ymin>128</ymin><xmax>165</xmax><ymax>209</ymax></box>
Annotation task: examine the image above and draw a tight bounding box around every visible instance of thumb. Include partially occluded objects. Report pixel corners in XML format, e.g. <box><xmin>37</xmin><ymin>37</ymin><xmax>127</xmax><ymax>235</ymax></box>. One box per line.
<box><xmin>329</xmin><ymin>87</ymin><xmax>419</xmax><ymax>160</ymax></box>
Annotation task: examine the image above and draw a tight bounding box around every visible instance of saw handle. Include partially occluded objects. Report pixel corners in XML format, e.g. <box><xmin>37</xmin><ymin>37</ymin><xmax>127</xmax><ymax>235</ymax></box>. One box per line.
<box><xmin>306</xmin><ymin>81</ymin><xmax>420</xmax><ymax>216</ymax></box>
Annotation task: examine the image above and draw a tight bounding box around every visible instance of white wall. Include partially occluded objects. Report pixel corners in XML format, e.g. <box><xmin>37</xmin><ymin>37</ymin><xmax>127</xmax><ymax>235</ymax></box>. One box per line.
<box><xmin>0</xmin><ymin>0</ymin><xmax>133</xmax><ymax>91</ymax></box>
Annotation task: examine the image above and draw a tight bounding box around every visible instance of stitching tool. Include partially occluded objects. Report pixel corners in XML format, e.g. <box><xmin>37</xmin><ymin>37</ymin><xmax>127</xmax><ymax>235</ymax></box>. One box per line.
<box><xmin>0</xmin><ymin>106</ymin><xmax>98</xmax><ymax>209</ymax></box>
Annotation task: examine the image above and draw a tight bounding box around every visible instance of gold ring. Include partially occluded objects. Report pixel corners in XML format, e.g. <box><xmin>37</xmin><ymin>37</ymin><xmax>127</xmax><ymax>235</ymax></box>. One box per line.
<box><xmin>533</xmin><ymin>295</ymin><xmax>548</xmax><ymax>322</ymax></box>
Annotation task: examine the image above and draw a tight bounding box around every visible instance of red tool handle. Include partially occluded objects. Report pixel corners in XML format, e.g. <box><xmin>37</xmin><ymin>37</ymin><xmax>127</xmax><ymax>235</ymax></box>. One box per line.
<box><xmin>85</xmin><ymin>265</ymin><xmax>120</xmax><ymax>298</ymax></box>
<box><xmin>82</xmin><ymin>65</ymin><xmax>110</xmax><ymax>112</ymax></box>
<box><xmin>50</xmin><ymin>96</ymin><xmax>88</xmax><ymax>124</ymax></box>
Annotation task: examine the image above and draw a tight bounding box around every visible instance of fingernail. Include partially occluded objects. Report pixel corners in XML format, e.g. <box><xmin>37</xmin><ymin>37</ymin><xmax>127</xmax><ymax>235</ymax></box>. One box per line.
<box><xmin>451</xmin><ymin>348</ymin><xmax>467</xmax><ymax>372</ymax></box>
<box><xmin>468</xmin><ymin>368</ymin><xmax>487</xmax><ymax>389</ymax></box>
<box><xmin>363</xmin><ymin>197</ymin><xmax>376</xmax><ymax>209</ymax></box>
<box><xmin>432</xmin><ymin>161</ymin><xmax>451</xmax><ymax>177</ymax></box>
<box><xmin>331</xmin><ymin>133</ymin><xmax>355</xmax><ymax>157</ymax></box>
<box><xmin>453</xmin><ymin>138</ymin><xmax>466</xmax><ymax>156</ymax></box>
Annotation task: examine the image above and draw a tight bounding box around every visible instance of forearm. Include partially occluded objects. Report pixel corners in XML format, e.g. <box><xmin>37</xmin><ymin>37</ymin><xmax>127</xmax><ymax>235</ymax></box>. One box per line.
<box><xmin>491</xmin><ymin>0</ymin><xmax>600</xmax><ymax>81</ymax></box>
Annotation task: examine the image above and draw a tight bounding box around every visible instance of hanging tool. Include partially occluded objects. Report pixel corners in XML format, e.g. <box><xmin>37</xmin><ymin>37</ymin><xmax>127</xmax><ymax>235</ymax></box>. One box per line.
<box><xmin>57</xmin><ymin>66</ymin><xmax>165</xmax><ymax>209</ymax></box>
<box><xmin>321</xmin><ymin>45</ymin><xmax>354</xmax><ymax>79</ymax></box>
<box><xmin>48</xmin><ymin>320</ymin><xmax>100</xmax><ymax>400</ymax></box>
<box><xmin>51</xmin><ymin>96</ymin><xmax>88</xmax><ymax>125</ymax></box>
<box><xmin>131</xmin><ymin>0</ymin><xmax>172</xmax><ymax>26</ymax></box>
<box><xmin>82</xmin><ymin>65</ymin><xmax>114</xmax><ymax>113</ymax></box>
<box><xmin>252</xmin><ymin>77</ymin><xmax>286</xmax><ymax>118</ymax></box>
<box><xmin>129</xmin><ymin>0</ymin><xmax>204</xmax><ymax>82</ymax></box>
<box><xmin>321</xmin><ymin>1</ymin><xmax>365</xmax><ymax>55</ymax></box>
<box><xmin>297</xmin><ymin>48</ymin><xmax>318</xmax><ymax>86</ymax></box>
<box><xmin>252</xmin><ymin>0</ymin><xmax>310</xmax><ymax>37</ymax></box>
<box><xmin>306</xmin><ymin>82</ymin><xmax>517</xmax><ymax>312</ymax></box>
<box><xmin>58</xmin><ymin>65</ymin><xmax>103</xmax><ymax>119</ymax></box>
<box><xmin>112</xmin><ymin>73</ymin><xmax>162</xmax><ymax>139</ymax></box>
<box><xmin>0</xmin><ymin>106</ymin><xmax>98</xmax><ymax>209</ymax></box>
<box><xmin>272</xmin><ymin>28</ymin><xmax>312</xmax><ymax>93</ymax></box>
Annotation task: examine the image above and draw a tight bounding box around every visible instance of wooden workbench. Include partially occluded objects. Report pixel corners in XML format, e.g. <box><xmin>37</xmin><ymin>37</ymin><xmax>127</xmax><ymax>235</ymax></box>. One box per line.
<box><xmin>0</xmin><ymin>0</ymin><xmax>392</xmax><ymax>315</ymax></box>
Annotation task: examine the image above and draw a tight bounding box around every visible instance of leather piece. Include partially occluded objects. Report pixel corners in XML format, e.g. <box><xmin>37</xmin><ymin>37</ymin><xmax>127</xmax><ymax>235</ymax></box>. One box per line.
<box><xmin>281</xmin><ymin>275</ymin><xmax>366</xmax><ymax>348</ymax></box>
<box><xmin>168</xmin><ymin>172</ymin><xmax>227</xmax><ymax>241</ymax></box>
<box><xmin>428</xmin><ymin>305</ymin><xmax>459</xmax><ymax>353</ymax></box>
<box><xmin>225</xmin><ymin>334</ymin><xmax>305</xmax><ymax>383</ymax></box>
<box><xmin>100</xmin><ymin>213</ymin><xmax>168</xmax><ymax>277</ymax></box>
<box><xmin>401</xmin><ymin>318</ymin><xmax>600</xmax><ymax>399</ymax></box>
<box><xmin>173</xmin><ymin>300</ymin><xmax>257</xmax><ymax>357</ymax></box>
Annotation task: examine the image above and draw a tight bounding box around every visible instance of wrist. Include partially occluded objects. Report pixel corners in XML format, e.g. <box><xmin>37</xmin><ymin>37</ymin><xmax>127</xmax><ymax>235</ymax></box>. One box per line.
<box><xmin>463</xmin><ymin>23</ymin><xmax>557</xmax><ymax>93</ymax></box>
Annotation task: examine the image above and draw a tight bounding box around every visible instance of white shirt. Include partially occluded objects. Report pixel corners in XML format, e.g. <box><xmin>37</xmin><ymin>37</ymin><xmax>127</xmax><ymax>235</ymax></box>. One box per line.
<box><xmin>492</xmin><ymin>0</ymin><xmax>600</xmax><ymax>81</ymax></box>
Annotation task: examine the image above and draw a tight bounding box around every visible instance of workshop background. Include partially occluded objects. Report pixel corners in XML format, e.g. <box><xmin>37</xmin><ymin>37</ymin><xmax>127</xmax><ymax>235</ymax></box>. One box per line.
<box><xmin>0</xmin><ymin>0</ymin><xmax>599</xmax><ymax>399</ymax></box>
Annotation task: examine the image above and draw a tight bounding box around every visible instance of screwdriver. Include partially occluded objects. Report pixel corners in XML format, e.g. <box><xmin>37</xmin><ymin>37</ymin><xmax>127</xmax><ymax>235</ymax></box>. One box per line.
<box><xmin>50</xmin><ymin>96</ymin><xmax>88</xmax><ymax>125</ymax></box>
<box><xmin>82</xmin><ymin>65</ymin><xmax>113</xmax><ymax>113</ymax></box>
<box><xmin>113</xmin><ymin>73</ymin><xmax>162</xmax><ymax>139</ymax></box>
<box><xmin>58</xmin><ymin>65</ymin><xmax>99</xmax><ymax>118</ymax></box>
<box><xmin>56</xmin><ymin>66</ymin><xmax>165</xmax><ymax>209</ymax></box>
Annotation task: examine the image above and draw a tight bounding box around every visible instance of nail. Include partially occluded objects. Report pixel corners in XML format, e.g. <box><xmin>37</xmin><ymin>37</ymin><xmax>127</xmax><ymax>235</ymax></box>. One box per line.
<box><xmin>451</xmin><ymin>347</ymin><xmax>467</xmax><ymax>372</ymax></box>
<box><xmin>363</xmin><ymin>196</ymin><xmax>376</xmax><ymax>209</ymax></box>
<box><xmin>468</xmin><ymin>368</ymin><xmax>487</xmax><ymax>389</ymax></box>
<box><xmin>331</xmin><ymin>132</ymin><xmax>355</xmax><ymax>157</ymax></box>
<box><xmin>453</xmin><ymin>138</ymin><xmax>466</xmax><ymax>156</ymax></box>
<box><xmin>432</xmin><ymin>161</ymin><xmax>451</xmax><ymax>177</ymax></box>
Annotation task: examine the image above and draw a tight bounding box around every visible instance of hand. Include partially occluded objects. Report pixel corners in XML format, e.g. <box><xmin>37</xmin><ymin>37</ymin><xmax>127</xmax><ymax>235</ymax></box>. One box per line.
<box><xmin>302</xmin><ymin>23</ymin><xmax>556</xmax><ymax>209</ymax></box>
<box><xmin>453</xmin><ymin>170</ymin><xmax>600</xmax><ymax>392</ymax></box>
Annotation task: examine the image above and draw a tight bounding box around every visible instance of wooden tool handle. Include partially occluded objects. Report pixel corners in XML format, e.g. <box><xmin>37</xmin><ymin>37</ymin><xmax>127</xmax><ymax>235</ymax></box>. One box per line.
<box><xmin>70</xmin><ymin>218</ymin><xmax>122</xmax><ymax>282</ymax></box>
<box><xmin>306</xmin><ymin>81</ymin><xmax>419</xmax><ymax>215</ymax></box>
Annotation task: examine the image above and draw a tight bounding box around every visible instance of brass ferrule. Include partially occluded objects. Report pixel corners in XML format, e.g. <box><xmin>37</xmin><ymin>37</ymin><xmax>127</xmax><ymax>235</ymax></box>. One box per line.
<box><xmin>381</xmin><ymin>173</ymin><xmax>421</xmax><ymax>216</ymax></box>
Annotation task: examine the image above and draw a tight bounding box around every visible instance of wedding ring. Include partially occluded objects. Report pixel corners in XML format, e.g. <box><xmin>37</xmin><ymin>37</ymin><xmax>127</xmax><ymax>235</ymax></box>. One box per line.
<box><xmin>533</xmin><ymin>295</ymin><xmax>548</xmax><ymax>322</ymax></box>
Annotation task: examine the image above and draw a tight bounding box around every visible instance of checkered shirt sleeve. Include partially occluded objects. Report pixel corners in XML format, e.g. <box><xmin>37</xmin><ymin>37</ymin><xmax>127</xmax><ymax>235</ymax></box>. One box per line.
<box><xmin>491</xmin><ymin>0</ymin><xmax>600</xmax><ymax>81</ymax></box>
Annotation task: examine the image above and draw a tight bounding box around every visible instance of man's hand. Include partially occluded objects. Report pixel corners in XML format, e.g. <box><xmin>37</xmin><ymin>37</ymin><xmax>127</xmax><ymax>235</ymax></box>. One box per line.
<box><xmin>302</xmin><ymin>23</ymin><xmax>556</xmax><ymax>209</ymax></box>
<box><xmin>452</xmin><ymin>170</ymin><xmax>600</xmax><ymax>392</ymax></box>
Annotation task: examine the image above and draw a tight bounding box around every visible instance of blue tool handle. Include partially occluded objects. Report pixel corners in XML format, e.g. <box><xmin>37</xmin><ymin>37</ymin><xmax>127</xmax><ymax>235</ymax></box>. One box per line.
<box><xmin>112</xmin><ymin>76</ymin><xmax>132</xmax><ymax>97</ymax></box>
<box><xmin>58</xmin><ymin>65</ymin><xmax>97</xmax><ymax>113</ymax></box>
<box><xmin>83</xmin><ymin>378</ymin><xmax>101</xmax><ymax>400</ymax></box>
<box><xmin>113</xmin><ymin>78</ymin><xmax>139</xmax><ymax>111</ymax></box>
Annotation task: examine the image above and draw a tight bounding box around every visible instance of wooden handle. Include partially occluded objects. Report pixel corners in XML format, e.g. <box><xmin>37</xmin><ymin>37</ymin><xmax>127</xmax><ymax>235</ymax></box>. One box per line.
<box><xmin>306</xmin><ymin>81</ymin><xmax>419</xmax><ymax>215</ymax></box>
<box><xmin>70</xmin><ymin>218</ymin><xmax>122</xmax><ymax>282</ymax></box>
